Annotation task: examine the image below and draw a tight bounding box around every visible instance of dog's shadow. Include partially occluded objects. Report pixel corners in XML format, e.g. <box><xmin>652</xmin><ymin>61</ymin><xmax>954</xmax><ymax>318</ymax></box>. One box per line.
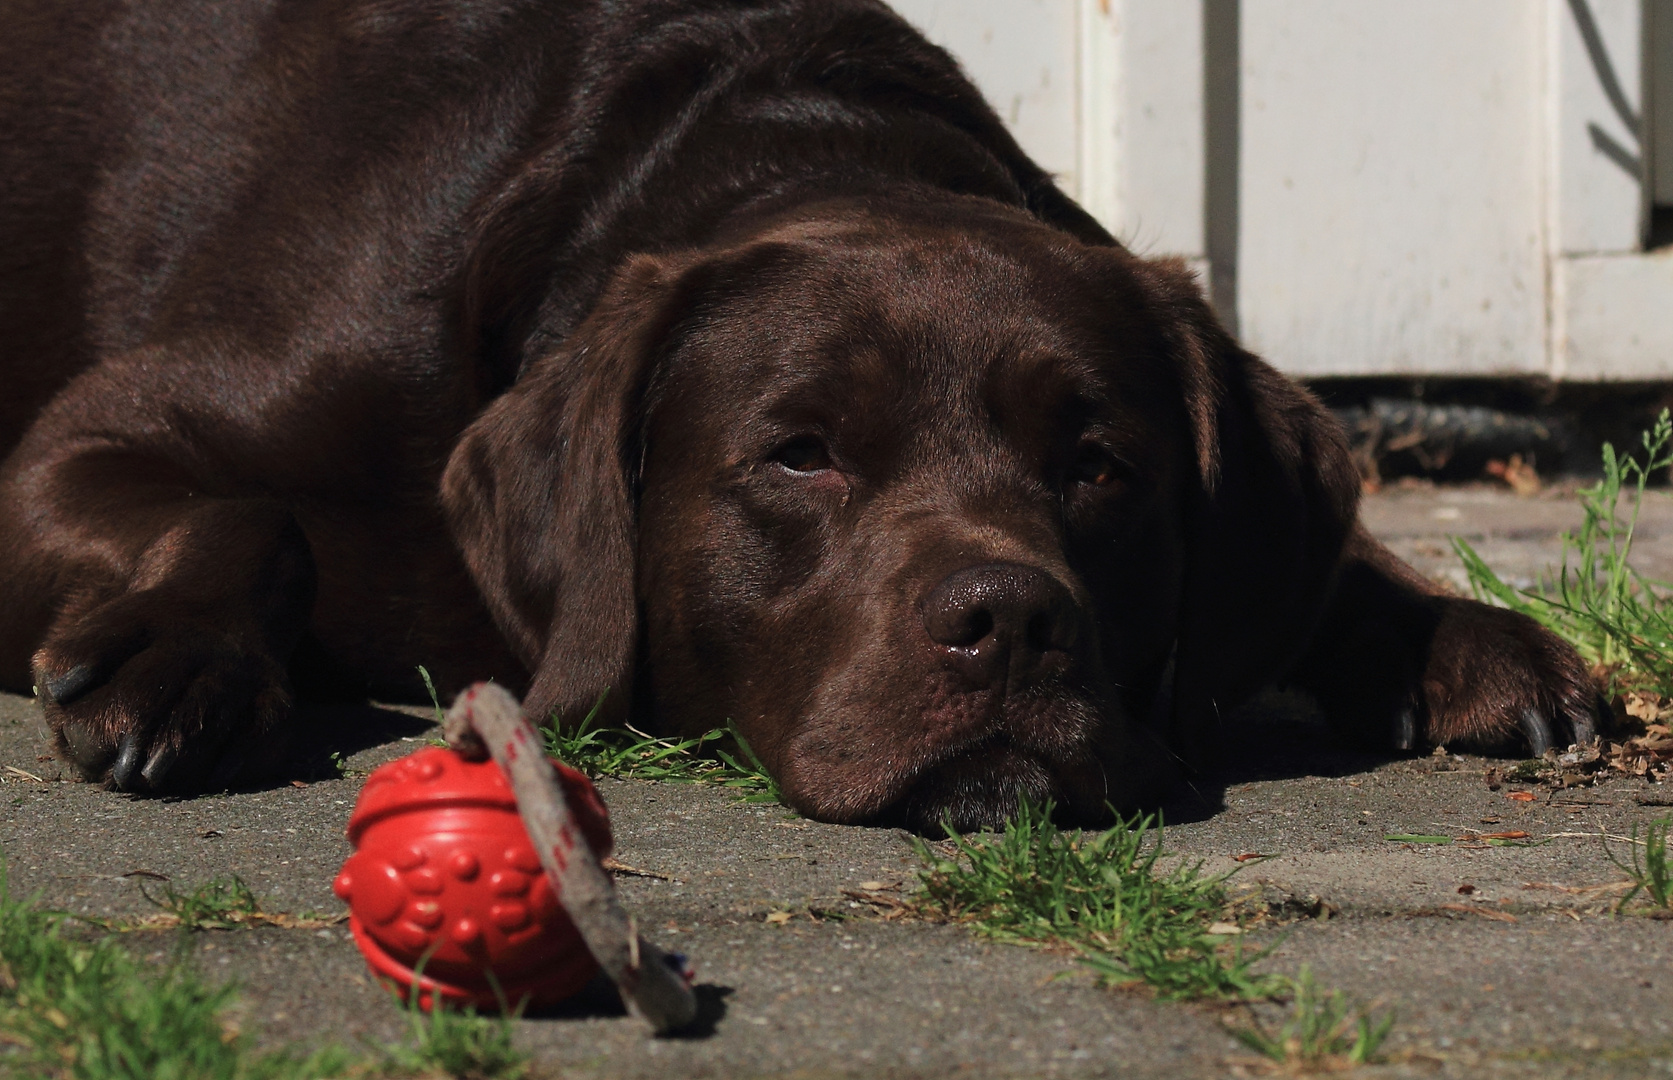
<box><xmin>1155</xmin><ymin>689</ymin><xmax>1396</xmax><ymax>825</ymax></box>
<box><xmin>280</xmin><ymin>698</ymin><xmax>441</xmax><ymax>783</ymax></box>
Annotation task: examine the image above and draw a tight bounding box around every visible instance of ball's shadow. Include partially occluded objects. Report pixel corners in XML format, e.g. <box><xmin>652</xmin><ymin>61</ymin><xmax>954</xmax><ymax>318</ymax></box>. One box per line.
<box><xmin>520</xmin><ymin>971</ymin><xmax>730</xmax><ymax>1038</ymax></box>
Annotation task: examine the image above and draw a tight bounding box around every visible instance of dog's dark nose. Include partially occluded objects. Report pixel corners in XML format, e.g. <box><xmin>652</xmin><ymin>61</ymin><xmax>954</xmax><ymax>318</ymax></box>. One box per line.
<box><xmin>922</xmin><ymin>563</ymin><xmax>1079</xmax><ymax>687</ymax></box>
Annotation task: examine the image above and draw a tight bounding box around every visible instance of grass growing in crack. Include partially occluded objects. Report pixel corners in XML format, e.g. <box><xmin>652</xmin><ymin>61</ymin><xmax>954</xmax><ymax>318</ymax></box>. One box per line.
<box><xmin>387</xmin><ymin>1002</ymin><xmax>526</xmax><ymax>1080</ymax></box>
<box><xmin>418</xmin><ymin>664</ymin><xmax>446</xmax><ymax>725</ymax></box>
<box><xmin>1227</xmin><ymin>966</ymin><xmax>1395</xmax><ymax>1069</ymax></box>
<box><xmin>1607</xmin><ymin>815</ymin><xmax>1673</xmax><ymax>913</ymax></box>
<box><xmin>0</xmin><ymin>865</ymin><xmax>536</xmax><ymax>1078</ymax></box>
<box><xmin>416</xmin><ymin>666</ymin><xmax>784</xmax><ymax>803</ymax></box>
<box><xmin>378</xmin><ymin>949</ymin><xmax>528</xmax><ymax>1080</ymax></box>
<box><xmin>1454</xmin><ymin>410</ymin><xmax>1673</xmax><ymax>698</ymax></box>
<box><xmin>912</xmin><ymin>800</ymin><xmax>1276</xmax><ymax>1000</ymax></box>
<box><xmin>143</xmin><ymin>875</ymin><xmax>264</xmax><ymax>931</ymax></box>
<box><xmin>541</xmin><ymin>696</ymin><xmax>782</xmax><ymax>803</ymax></box>
<box><xmin>0</xmin><ymin>870</ymin><xmax>352</xmax><ymax>1079</ymax></box>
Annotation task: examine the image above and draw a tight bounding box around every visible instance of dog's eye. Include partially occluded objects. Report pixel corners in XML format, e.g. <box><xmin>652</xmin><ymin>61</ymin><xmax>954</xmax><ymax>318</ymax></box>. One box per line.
<box><xmin>1068</xmin><ymin>442</ymin><xmax>1123</xmax><ymax>487</ymax></box>
<box><xmin>772</xmin><ymin>435</ymin><xmax>832</xmax><ymax>474</ymax></box>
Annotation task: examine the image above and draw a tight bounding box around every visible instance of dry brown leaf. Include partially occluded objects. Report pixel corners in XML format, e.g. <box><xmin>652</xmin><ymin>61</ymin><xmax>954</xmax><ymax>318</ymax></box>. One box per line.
<box><xmin>1485</xmin><ymin>453</ymin><xmax>1541</xmax><ymax>495</ymax></box>
<box><xmin>1437</xmin><ymin>903</ymin><xmax>1518</xmax><ymax>923</ymax></box>
<box><xmin>601</xmin><ymin>857</ymin><xmax>672</xmax><ymax>881</ymax></box>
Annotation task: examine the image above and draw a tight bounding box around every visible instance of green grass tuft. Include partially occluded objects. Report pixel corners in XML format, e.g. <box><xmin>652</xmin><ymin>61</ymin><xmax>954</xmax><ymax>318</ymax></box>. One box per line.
<box><xmin>417</xmin><ymin>665</ymin><xmax>446</xmax><ymax>725</ymax></box>
<box><xmin>1454</xmin><ymin>410</ymin><xmax>1673</xmax><ymax>698</ymax></box>
<box><xmin>541</xmin><ymin>697</ymin><xmax>782</xmax><ymax>804</ymax></box>
<box><xmin>0</xmin><ymin>863</ymin><xmax>545</xmax><ymax>1078</ymax></box>
<box><xmin>381</xmin><ymin>977</ymin><xmax>527</xmax><ymax>1080</ymax></box>
<box><xmin>0</xmin><ymin>868</ymin><xmax>353</xmax><ymax>1079</ymax></box>
<box><xmin>1227</xmin><ymin>966</ymin><xmax>1395</xmax><ymax>1067</ymax></box>
<box><xmin>1608</xmin><ymin>815</ymin><xmax>1673</xmax><ymax>914</ymax></box>
<box><xmin>912</xmin><ymin>800</ymin><xmax>1277</xmax><ymax>1000</ymax></box>
<box><xmin>143</xmin><ymin>875</ymin><xmax>264</xmax><ymax>932</ymax></box>
<box><xmin>414</xmin><ymin>669</ymin><xmax>784</xmax><ymax>804</ymax></box>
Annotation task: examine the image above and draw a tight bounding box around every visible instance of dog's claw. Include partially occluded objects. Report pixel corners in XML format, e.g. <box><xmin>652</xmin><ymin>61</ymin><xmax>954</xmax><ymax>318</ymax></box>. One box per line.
<box><xmin>42</xmin><ymin>663</ymin><xmax>97</xmax><ymax>706</ymax></box>
<box><xmin>111</xmin><ymin>729</ymin><xmax>145</xmax><ymax>790</ymax></box>
<box><xmin>1391</xmin><ymin>705</ymin><xmax>1417</xmax><ymax>752</ymax></box>
<box><xmin>1520</xmin><ymin>708</ymin><xmax>1554</xmax><ymax>756</ymax></box>
<box><xmin>141</xmin><ymin>742</ymin><xmax>179</xmax><ymax>789</ymax></box>
<box><xmin>1570</xmin><ymin>697</ymin><xmax>1603</xmax><ymax>746</ymax></box>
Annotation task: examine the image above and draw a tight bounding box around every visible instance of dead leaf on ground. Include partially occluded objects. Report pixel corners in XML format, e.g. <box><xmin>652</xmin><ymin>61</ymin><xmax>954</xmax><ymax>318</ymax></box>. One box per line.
<box><xmin>601</xmin><ymin>856</ymin><xmax>673</xmax><ymax>881</ymax></box>
<box><xmin>764</xmin><ymin>911</ymin><xmax>793</xmax><ymax>925</ymax></box>
<box><xmin>1485</xmin><ymin>453</ymin><xmax>1541</xmax><ymax>495</ymax></box>
<box><xmin>1507</xmin><ymin>790</ymin><xmax>1537</xmax><ymax>802</ymax></box>
<box><xmin>1436</xmin><ymin>903</ymin><xmax>1518</xmax><ymax>923</ymax></box>
<box><xmin>839</xmin><ymin>887</ymin><xmax>915</xmax><ymax>919</ymax></box>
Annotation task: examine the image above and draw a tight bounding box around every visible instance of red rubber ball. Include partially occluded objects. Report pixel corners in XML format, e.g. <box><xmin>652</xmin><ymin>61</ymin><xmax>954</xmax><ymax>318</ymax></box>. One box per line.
<box><xmin>333</xmin><ymin>746</ymin><xmax>612</xmax><ymax>1011</ymax></box>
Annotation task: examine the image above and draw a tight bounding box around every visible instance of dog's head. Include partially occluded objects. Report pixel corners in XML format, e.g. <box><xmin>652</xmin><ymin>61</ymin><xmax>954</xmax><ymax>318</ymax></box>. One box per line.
<box><xmin>443</xmin><ymin>196</ymin><xmax>1358</xmax><ymax>830</ymax></box>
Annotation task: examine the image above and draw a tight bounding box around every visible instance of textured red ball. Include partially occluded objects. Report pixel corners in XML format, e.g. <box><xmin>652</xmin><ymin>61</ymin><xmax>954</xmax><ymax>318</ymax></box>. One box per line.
<box><xmin>334</xmin><ymin>746</ymin><xmax>613</xmax><ymax>1011</ymax></box>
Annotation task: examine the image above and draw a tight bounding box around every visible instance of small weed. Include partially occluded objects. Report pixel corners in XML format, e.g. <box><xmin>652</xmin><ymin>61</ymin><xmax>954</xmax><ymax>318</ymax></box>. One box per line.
<box><xmin>380</xmin><ymin>953</ymin><xmax>528</xmax><ymax>1080</ymax></box>
<box><xmin>417</xmin><ymin>665</ymin><xmax>445</xmax><ymax>724</ymax></box>
<box><xmin>145</xmin><ymin>875</ymin><xmax>264</xmax><ymax>931</ymax></box>
<box><xmin>415</xmin><ymin>666</ymin><xmax>783</xmax><ymax>803</ymax></box>
<box><xmin>913</xmin><ymin>800</ymin><xmax>1276</xmax><ymax>1000</ymax></box>
<box><xmin>708</xmin><ymin>724</ymin><xmax>782</xmax><ymax>804</ymax></box>
<box><xmin>385</xmin><ymin>998</ymin><xmax>526</xmax><ymax>1080</ymax></box>
<box><xmin>327</xmin><ymin>751</ymin><xmax>349</xmax><ymax>779</ymax></box>
<box><xmin>1607</xmin><ymin>816</ymin><xmax>1673</xmax><ymax>913</ymax></box>
<box><xmin>541</xmin><ymin>699</ymin><xmax>783</xmax><ymax>803</ymax></box>
<box><xmin>1228</xmin><ymin>966</ymin><xmax>1395</xmax><ymax>1069</ymax></box>
<box><xmin>1455</xmin><ymin>411</ymin><xmax>1673</xmax><ymax>698</ymax></box>
<box><xmin>0</xmin><ymin>868</ymin><xmax>352</xmax><ymax>1079</ymax></box>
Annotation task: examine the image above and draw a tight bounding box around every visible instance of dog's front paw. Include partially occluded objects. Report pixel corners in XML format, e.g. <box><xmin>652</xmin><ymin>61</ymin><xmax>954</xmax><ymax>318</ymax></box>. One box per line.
<box><xmin>35</xmin><ymin>591</ymin><xmax>294</xmax><ymax>793</ymax></box>
<box><xmin>1410</xmin><ymin>599</ymin><xmax>1602</xmax><ymax>755</ymax></box>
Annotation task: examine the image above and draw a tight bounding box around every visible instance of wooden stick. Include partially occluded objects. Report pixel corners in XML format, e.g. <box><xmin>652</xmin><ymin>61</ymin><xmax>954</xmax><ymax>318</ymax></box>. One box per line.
<box><xmin>443</xmin><ymin>682</ymin><xmax>697</xmax><ymax>1033</ymax></box>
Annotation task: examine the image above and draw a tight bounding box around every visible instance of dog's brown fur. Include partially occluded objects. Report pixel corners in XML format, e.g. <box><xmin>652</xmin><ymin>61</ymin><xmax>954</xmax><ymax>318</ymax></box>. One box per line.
<box><xmin>0</xmin><ymin>0</ymin><xmax>1599</xmax><ymax>828</ymax></box>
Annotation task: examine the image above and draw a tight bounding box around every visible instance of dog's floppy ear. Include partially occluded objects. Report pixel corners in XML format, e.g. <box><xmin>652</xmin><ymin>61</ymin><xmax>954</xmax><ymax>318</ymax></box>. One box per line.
<box><xmin>1143</xmin><ymin>261</ymin><xmax>1360</xmax><ymax>758</ymax></box>
<box><xmin>441</xmin><ymin>254</ymin><xmax>690</xmax><ymax>727</ymax></box>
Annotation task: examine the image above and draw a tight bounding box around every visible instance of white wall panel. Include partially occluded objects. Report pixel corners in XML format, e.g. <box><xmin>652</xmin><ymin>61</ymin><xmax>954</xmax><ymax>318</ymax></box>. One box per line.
<box><xmin>882</xmin><ymin>0</ymin><xmax>1669</xmax><ymax>380</ymax></box>
<box><xmin>1237</xmin><ymin>0</ymin><xmax>1548</xmax><ymax>375</ymax></box>
<box><xmin>1561</xmin><ymin>250</ymin><xmax>1673</xmax><ymax>377</ymax></box>
<box><xmin>887</xmin><ymin>0</ymin><xmax>1082</xmax><ymax>200</ymax></box>
<box><xmin>1552</xmin><ymin>0</ymin><xmax>1644</xmax><ymax>254</ymax></box>
<box><xmin>1110</xmin><ymin>0</ymin><xmax>1205</xmax><ymax>259</ymax></box>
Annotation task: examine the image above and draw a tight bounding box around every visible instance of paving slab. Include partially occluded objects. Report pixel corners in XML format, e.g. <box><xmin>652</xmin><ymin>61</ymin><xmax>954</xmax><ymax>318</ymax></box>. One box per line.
<box><xmin>3</xmin><ymin>485</ymin><xmax>1672</xmax><ymax>1078</ymax></box>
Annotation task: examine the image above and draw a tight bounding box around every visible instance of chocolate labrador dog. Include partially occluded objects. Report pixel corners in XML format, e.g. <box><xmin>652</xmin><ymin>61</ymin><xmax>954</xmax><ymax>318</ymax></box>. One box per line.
<box><xmin>0</xmin><ymin>0</ymin><xmax>1599</xmax><ymax>828</ymax></box>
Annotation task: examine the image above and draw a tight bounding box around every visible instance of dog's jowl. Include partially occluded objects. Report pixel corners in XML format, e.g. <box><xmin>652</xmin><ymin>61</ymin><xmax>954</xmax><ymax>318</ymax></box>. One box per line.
<box><xmin>0</xmin><ymin>0</ymin><xmax>1600</xmax><ymax>827</ymax></box>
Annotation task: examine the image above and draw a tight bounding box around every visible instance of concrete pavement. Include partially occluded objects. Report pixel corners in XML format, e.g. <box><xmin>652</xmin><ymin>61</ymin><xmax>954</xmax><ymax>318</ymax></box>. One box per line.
<box><xmin>3</xmin><ymin>485</ymin><xmax>1672</xmax><ymax>1078</ymax></box>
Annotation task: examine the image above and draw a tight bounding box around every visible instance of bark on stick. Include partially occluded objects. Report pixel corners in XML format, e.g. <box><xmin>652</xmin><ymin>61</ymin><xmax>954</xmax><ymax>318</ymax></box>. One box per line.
<box><xmin>443</xmin><ymin>682</ymin><xmax>697</xmax><ymax>1033</ymax></box>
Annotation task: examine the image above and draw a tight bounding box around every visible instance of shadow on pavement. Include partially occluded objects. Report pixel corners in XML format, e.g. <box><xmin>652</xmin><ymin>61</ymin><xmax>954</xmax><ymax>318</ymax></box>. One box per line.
<box><xmin>519</xmin><ymin>971</ymin><xmax>731</xmax><ymax>1040</ymax></box>
<box><xmin>1158</xmin><ymin>691</ymin><xmax>1398</xmax><ymax>825</ymax></box>
<box><xmin>275</xmin><ymin>700</ymin><xmax>439</xmax><ymax>785</ymax></box>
